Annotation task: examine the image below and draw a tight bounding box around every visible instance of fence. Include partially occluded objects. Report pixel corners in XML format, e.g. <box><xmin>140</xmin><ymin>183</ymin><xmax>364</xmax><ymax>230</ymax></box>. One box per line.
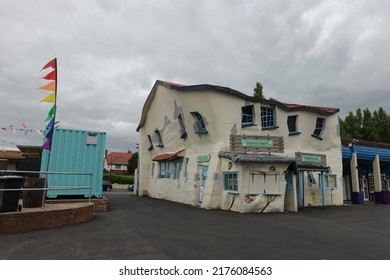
<box><xmin>0</xmin><ymin>170</ymin><xmax>93</xmax><ymax>209</ymax></box>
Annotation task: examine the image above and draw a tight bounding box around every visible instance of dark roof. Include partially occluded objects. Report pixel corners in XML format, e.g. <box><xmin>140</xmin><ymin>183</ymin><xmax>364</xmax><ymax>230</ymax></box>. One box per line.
<box><xmin>137</xmin><ymin>80</ymin><xmax>257</xmax><ymax>131</ymax></box>
<box><xmin>341</xmin><ymin>138</ymin><xmax>390</xmax><ymax>149</ymax></box>
<box><xmin>17</xmin><ymin>145</ymin><xmax>42</xmax><ymax>158</ymax></box>
<box><xmin>266</xmin><ymin>98</ymin><xmax>339</xmax><ymax>115</ymax></box>
<box><xmin>136</xmin><ymin>80</ymin><xmax>340</xmax><ymax>131</ymax></box>
<box><xmin>218</xmin><ymin>151</ymin><xmax>295</xmax><ymax>164</ymax></box>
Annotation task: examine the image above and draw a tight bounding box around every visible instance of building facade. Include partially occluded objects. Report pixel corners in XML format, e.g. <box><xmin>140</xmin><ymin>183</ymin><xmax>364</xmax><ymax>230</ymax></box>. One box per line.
<box><xmin>106</xmin><ymin>151</ymin><xmax>133</xmax><ymax>175</ymax></box>
<box><xmin>136</xmin><ymin>80</ymin><xmax>343</xmax><ymax>213</ymax></box>
<box><xmin>342</xmin><ymin>138</ymin><xmax>390</xmax><ymax>204</ymax></box>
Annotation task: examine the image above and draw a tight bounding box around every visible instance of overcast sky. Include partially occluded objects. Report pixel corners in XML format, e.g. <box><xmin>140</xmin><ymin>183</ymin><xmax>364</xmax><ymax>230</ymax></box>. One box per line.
<box><xmin>1</xmin><ymin>0</ymin><xmax>389</xmax><ymax>152</ymax></box>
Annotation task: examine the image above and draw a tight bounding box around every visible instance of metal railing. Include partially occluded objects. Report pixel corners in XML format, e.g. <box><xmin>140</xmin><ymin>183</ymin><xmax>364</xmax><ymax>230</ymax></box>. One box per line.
<box><xmin>0</xmin><ymin>170</ymin><xmax>94</xmax><ymax>208</ymax></box>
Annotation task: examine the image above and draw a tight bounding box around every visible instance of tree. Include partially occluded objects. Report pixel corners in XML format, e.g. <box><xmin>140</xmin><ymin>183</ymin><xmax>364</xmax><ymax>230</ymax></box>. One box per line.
<box><xmin>361</xmin><ymin>108</ymin><xmax>379</xmax><ymax>141</ymax></box>
<box><xmin>339</xmin><ymin>107</ymin><xmax>390</xmax><ymax>143</ymax></box>
<box><xmin>127</xmin><ymin>152</ymin><xmax>138</xmax><ymax>175</ymax></box>
<box><xmin>373</xmin><ymin>107</ymin><xmax>390</xmax><ymax>143</ymax></box>
<box><xmin>253</xmin><ymin>82</ymin><xmax>265</xmax><ymax>100</ymax></box>
<box><xmin>340</xmin><ymin>110</ymin><xmax>362</xmax><ymax>139</ymax></box>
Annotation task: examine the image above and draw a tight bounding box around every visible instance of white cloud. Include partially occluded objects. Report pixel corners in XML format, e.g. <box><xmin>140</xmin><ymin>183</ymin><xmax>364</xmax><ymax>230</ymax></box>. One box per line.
<box><xmin>1</xmin><ymin>0</ymin><xmax>390</xmax><ymax>151</ymax></box>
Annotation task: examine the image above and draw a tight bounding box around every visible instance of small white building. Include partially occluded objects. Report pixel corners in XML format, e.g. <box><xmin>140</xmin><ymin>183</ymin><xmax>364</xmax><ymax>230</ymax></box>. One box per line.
<box><xmin>136</xmin><ymin>80</ymin><xmax>343</xmax><ymax>213</ymax></box>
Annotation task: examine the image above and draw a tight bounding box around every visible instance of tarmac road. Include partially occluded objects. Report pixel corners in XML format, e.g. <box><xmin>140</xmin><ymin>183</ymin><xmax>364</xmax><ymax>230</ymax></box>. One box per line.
<box><xmin>1</xmin><ymin>191</ymin><xmax>390</xmax><ymax>260</ymax></box>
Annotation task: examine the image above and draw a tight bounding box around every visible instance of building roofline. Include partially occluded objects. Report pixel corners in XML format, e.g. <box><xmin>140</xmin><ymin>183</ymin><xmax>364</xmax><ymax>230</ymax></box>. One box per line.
<box><xmin>136</xmin><ymin>80</ymin><xmax>340</xmax><ymax>131</ymax></box>
<box><xmin>266</xmin><ymin>98</ymin><xmax>339</xmax><ymax>115</ymax></box>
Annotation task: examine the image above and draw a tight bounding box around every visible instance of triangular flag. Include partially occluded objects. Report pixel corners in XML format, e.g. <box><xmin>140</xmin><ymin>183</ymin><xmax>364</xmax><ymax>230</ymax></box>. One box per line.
<box><xmin>44</xmin><ymin>105</ymin><xmax>56</xmax><ymax>122</ymax></box>
<box><xmin>39</xmin><ymin>81</ymin><xmax>56</xmax><ymax>91</ymax></box>
<box><xmin>42</xmin><ymin>138</ymin><xmax>51</xmax><ymax>150</ymax></box>
<box><xmin>41</xmin><ymin>58</ymin><xmax>56</xmax><ymax>71</ymax></box>
<box><xmin>1</xmin><ymin>128</ymin><xmax>6</xmax><ymax>132</ymax></box>
<box><xmin>45</xmin><ymin>127</ymin><xmax>53</xmax><ymax>139</ymax></box>
<box><xmin>47</xmin><ymin>117</ymin><xmax>55</xmax><ymax>130</ymax></box>
<box><xmin>24</xmin><ymin>129</ymin><xmax>29</xmax><ymax>136</ymax></box>
<box><xmin>36</xmin><ymin>129</ymin><xmax>43</xmax><ymax>135</ymax></box>
<box><xmin>38</xmin><ymin>93</ymin><xmax>56</xmax><ymax>103</ymax></box>
<box><xmin>42</xmin><ymin>69</ymin><xmax>56</xmax><ymax>81</ymax></box>
<box><xmin>22</xmin><ymin>122</ymin><xmax>27</xmax><ymax>129</ymax></box>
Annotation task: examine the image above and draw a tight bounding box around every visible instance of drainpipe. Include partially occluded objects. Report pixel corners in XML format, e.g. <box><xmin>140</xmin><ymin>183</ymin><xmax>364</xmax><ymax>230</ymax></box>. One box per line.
<box><xmin>320</xmin><ymin>172</ymin><xmax>326</xmax><ymax>210</ymax></box>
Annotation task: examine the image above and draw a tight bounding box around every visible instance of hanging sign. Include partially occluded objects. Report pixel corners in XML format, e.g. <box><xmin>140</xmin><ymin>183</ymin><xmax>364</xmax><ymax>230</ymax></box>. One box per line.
<box><xmin>197</xmin><ymin>154</ymin><xmax>211</xmax><ymax>163</ymax></box>
<box><xmin>241</xmin><ymin>139</ymin><xmax>273</xmax><ymax>148</ymax></box>
<box><xmin>296</xmin><ymin>152</ymin><xmax>327</xmax><ymax>166</ymax></box>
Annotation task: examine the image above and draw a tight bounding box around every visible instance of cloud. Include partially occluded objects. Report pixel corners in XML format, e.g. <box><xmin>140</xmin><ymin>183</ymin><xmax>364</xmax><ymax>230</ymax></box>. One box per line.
<box><xmin>1</xmin><ymin>0</ymin><xmax>389</xmax><ymax>151</ymax></box>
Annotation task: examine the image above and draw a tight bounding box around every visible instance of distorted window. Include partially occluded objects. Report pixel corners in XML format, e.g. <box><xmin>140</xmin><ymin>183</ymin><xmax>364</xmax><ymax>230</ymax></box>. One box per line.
<box><xmin>147</xmin><ymin>135</ymin><xmax>153</xmax><ymax>150</ymax></box>
<box><xmin>312</xmin><ymin>117</ymin><xmax>325</xmax><ymax>140</ymax></box>
<box><xmin>178</xmin><ymin>114</ymin><xmax>187</xmax><ymax>139</ymax></box>
<box><xmin>190</xmin><ymin>112</ymin><xmax>207</xmax><ymax>134</ymax></box>
<box><xmin>287</xmin><ymin>115</ymin><xmax>301</xmax><ymax>136</ymax></box>
<box><xmin>184</xmin><ymin>158</ymin><xmax>189</xmax><ymax>178</ymax></box>
<box><xmin>222</xmin><ymin>172</ymin><xmax>238</xmax><ymax>192</ymax></box>
<box><xmin>151</xmin><ymin>162</ymin><xmax>155</xmax><ymax>178</ymax></box>
<box><xmin>155</xmin><ymin>130</ymin><xmax>164</xmax><ymax>147</ymax></box>
<box><xmin>173</xmin><ymin>159</ymin><xmax>183</xmax><ymax>180</ymax></box>
<box><xmin>158</xmin><ymin>161</ymin><xmax>170</xmax><ymax>178</ymax></box>
<box><xmin>241</xmin><ymin>105</ymin><xmax>254</xmax><ymax>127</ymax></box>
<box><xmin>260</xmin><ymin>106</ymin><xmax>277</xmax><ymax>129</ymax></box>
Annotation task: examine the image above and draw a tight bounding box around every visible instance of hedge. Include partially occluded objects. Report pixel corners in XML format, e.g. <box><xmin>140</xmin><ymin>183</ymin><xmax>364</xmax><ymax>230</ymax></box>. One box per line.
<box><xmin>103</xmin><ymin>173</ymin><xmax>134</xmax><ymax>184</ymax></box>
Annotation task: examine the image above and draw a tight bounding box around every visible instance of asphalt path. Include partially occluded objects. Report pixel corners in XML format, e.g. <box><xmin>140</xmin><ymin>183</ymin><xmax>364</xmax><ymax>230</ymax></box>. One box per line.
<box><xmin>1</xmin><ymin>191</ymin><xmax>390</xmax><ymax>260</ymax></box>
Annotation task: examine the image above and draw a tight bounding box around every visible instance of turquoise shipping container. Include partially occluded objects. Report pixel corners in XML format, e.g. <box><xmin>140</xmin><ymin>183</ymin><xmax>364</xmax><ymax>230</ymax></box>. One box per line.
<box><xmin>40</xmin><ymin>128</ymin><xmax>106</xmax><ymax>198</ymax></box>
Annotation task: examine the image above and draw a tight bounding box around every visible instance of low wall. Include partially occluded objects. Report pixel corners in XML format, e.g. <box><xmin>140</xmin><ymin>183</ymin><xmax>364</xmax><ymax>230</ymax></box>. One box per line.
<box><xmin>0</xmin><ymin>203</ymin><xmax>94</xmax><ymax>234</ymax></box>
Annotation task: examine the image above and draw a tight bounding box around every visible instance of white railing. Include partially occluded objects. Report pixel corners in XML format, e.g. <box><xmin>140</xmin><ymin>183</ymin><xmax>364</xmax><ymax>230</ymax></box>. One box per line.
<box><xmin>0</xmin><ymin>170</ymin><xmax>93</xmax><ymax>208</ymax></box>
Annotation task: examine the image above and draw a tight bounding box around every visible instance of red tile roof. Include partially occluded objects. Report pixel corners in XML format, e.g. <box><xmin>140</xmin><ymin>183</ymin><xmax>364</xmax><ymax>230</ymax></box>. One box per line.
<box><xmin>152</xmin><ymin>149</ymin><xmax>185</xmax><ymax>161</ymax></box>
<box><xmin>106</xmin><ymin>151</ymin><xmax>133</xmax><ymax>165</ymax></box>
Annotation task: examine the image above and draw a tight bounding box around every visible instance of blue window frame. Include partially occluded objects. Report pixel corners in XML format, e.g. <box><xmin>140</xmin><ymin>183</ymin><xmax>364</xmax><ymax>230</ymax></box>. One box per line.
<box><xmin>311</xmin><ymin>117</ymin><xmax>325</xmax><ymax>140</ymax></box>
<box><xmin>178</xmin><ymin>114</ymin><xmax>187</xmax><ymax>139</ymax></box>
<box><xmin>241</xmin><ymin>105</ymin><xmax>254</xmax><ymax>127</ymax></box>
<box><xmin>173</xmin><ymin>159</ymin><xmax>183</xmax><ymax>179</ymax></box>
<box><xmin>222</xmin><ymin>172</ymin><xmax>238</xmax><ymax>192</ymax></box>
<box><xmin>287</xmin><ymin>115</ymin><xmax>301</xmax><ymax>136</ymax></box>
<box><xmin>323</xmin><ymin>174</ymin><xmax>338</xmax><ymax>189</ymax></box>
<box><xmin>190</xmin><ymin>112</ymin><xmax>207</xmax><ymax>134</ymax></box>
<box><xmin>183</xmin><ymin>158</ymin><xmax>189</xmax><ymax>178</ymax></box>
<box><xmin>159</xmin><ymin>161</ymin><xmax>170</xmax><ymax>178</ymax></box>
<box><xmin>260</xmin><ymin>106</ymin><xmax>277</xmax><ymax>129</ymax></box>
<box><xmin>151</xmin><ymin>162</ymin><xmax>155</xmax><ymax>177</ymax></box>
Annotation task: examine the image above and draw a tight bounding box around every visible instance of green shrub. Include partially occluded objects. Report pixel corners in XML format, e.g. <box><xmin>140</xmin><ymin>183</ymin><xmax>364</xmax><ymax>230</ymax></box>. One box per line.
<box><xmin>103</xmin><ymin>174</ymin><xmax>134</xmax><ymax>184</ymax></box>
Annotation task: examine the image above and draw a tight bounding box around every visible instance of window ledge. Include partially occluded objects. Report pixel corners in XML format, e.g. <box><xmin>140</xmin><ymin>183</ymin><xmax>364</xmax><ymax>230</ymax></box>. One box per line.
<box><xmin>195</xmin><ymin>130</ymin><xmax>208</xmax><ymax>135</ymax></box>
<box><xmin>225</xmin><ymin>191</ymin><xmax>239</xmax><ymax>194</ymax></box>
<box><xmin>156</xmin><ymin>144</ymin><xmax>164</xmax><ymax>147</ymax></box>
<box><xmin>180</xmin><ymin>131</ymin><xmax>187</xmax><ymax>139</ymax></box>
<box><xmin>288</xmin><ymin>131</ymin><xmax>301</xmax><ymax>136</ymax></box>
<box><xmin>241</xmin><ymin>123</ymin><xmax>255</xmax><ymax>128</ymax></box>
<box><xmin>311</xmin><ymin>134</ymin><xmax>323</xmax><ymax>140</ymax></box>
<box><xmin>246</xmin><ymin>192</ymin><xmax>282</xmax><ymax>196</ymax></box>
<box><xmin>261</xmin><ymin>126</ymin><xmax>279</xmax><ymax>131</ymax></box>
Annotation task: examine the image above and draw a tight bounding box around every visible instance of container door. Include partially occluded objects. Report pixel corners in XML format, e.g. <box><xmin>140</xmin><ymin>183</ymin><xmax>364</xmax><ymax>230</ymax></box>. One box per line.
<box><xmin>200</xmin><ymin>167</ymin><xmax>208</xmax><ymax>203</ymax></box>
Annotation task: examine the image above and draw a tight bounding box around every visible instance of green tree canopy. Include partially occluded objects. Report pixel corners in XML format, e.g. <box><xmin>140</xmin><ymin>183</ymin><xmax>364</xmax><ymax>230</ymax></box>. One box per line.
<box><xmin>340</xmin><ymin>107</ymin><xmax>390</xmax><ymax>143</ymax></box>
<box><xmin>127</xmin><ymin>152</ymin><xmax>138</xmax><ymax>175</ymax></box>
<box><xmin>253</xmin><ymin>82</ymin><xmax>265</xmax><ymax>100</ymax></box>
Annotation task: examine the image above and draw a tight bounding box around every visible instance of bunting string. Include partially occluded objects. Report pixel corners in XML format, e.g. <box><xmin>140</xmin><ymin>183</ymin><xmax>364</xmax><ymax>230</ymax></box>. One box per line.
<box><xmin>1</xmin><ymin>126</ymin><xmax>43</xmax><ymax>135</ymax></box>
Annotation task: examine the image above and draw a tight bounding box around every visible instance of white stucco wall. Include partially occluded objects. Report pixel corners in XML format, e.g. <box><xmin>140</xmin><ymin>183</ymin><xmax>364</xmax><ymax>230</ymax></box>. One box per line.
<box><xmin>138</xmin><ymin>83</ymin><xmax>343</xmax><ymax>213</ymax></box>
